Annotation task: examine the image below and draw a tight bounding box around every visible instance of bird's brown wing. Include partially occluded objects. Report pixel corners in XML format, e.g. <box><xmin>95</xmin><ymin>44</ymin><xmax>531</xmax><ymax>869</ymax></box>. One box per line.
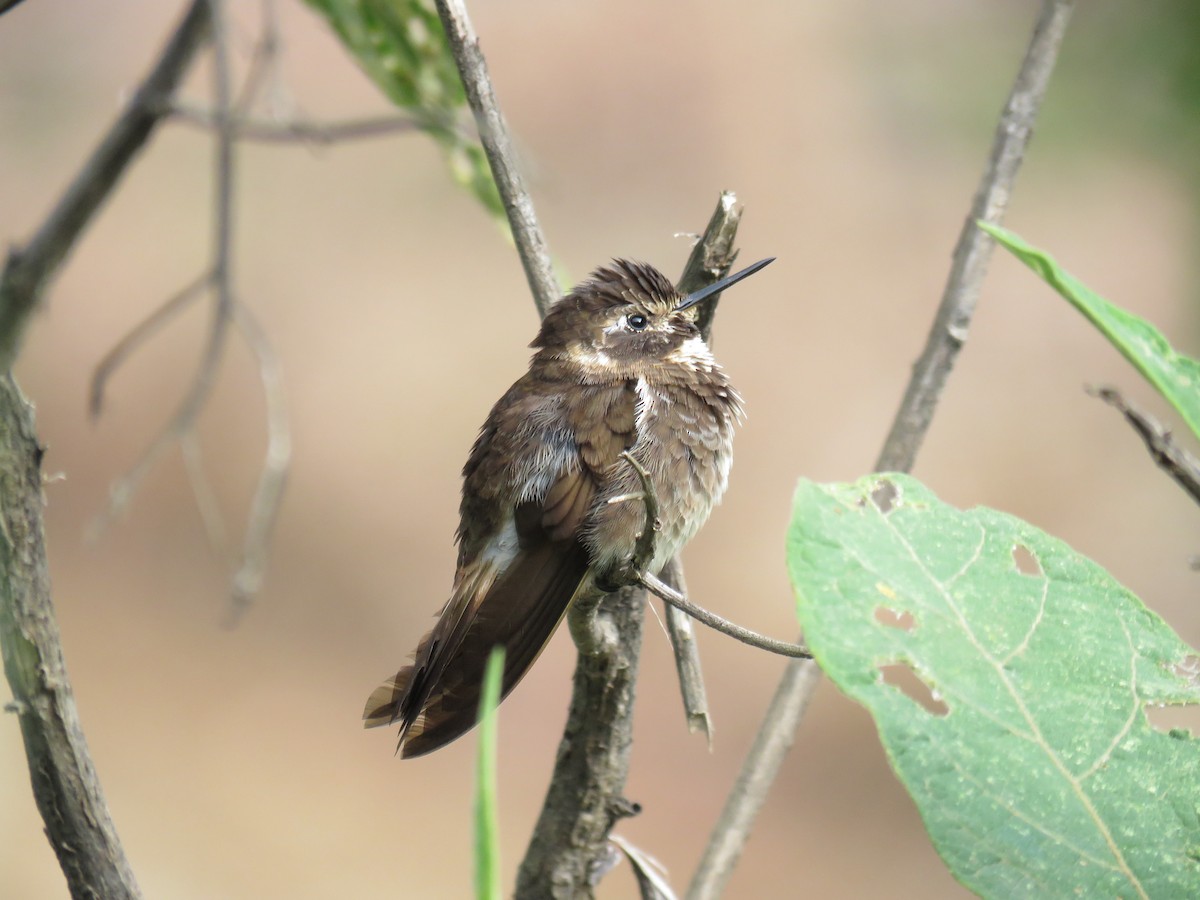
<box><xmin>364</xmin><ymin>379</ymin><xmax>637</xmax><ymax>758</ymax></box>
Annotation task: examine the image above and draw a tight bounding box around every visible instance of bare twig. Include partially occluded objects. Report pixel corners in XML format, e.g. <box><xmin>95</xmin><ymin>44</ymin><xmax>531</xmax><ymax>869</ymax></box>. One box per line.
<box><xmin>0</xmin><ymin>378</ymin><xmax>144</xmax><ymax>900</ymax></box>
<box><xmin>677</xmin><ymin>192</ymin><xmax>744</xmax><ymax>343</ymax></box>
<box><xmin>227</xmin><ymin>302</ymin><xmax>291</xmax><ymax>623</ymax></box>
<box><xmin>233</xmin><ymin>0</ymin><xmax>281</xmax><ymax>114</ymax></box>
<box><xmin>685</xmin><ymin>658</ymin><xmax>823</xmax><ymax>900</ymax></box>
<box><xmin>618</xmin><ymin>450</ymin><xmax>660</xmax><ymax>578</ymax></box>
<box><xmin>657</xmin><ymin>193</ymin><xmax>749</xmax><ymax>748</ymax></box>
<box><xmin>0</xmin><ymin>3</ymin><xmax>215</xmax><ymax>894</ymax></box>
<box><xmin>877</xmin><ymin>0</ymin><xmax>1076</xmax><ymax>473</ymax></box>
<box><xmin>520</xmin><ymin>572</ymin><xmax>647</xmax><ymax>897</ymax></box>
<box><xmin>639</xmin><ymin>573</ymin><xmax>810</xmax><ymax>660</ymax></box>
<box><xmin>180</xmin><ymin>430</ymin><xmax>231</xmax><ymax>557</ymax></box>
<box><xmin>609</xmin><ymin>834</ymin><xmax>679</xmax><ymax>900</ymax></box>
<box><xmin>0</xmin><ymin>0</ymin><xmax>212</xmax><ymax>371</ymax></box>
<box><xmin>619</xmin><ymin>450</ymin><xmax>810</xmax><ymax>660</ymax></box>
<box><xmin>170</xmin><ymin>105</ymin><xmax>425</xmax><ymax>144</ymax></box>
<box><xmin>95</xmin><ymin>2</ymin><xmax>288</xmax><ymax>617</ymax></box>
<box><xmin>687</xmin><ymin>3</ymin><xmax>1076</xmax><ymax>896</ymax></box>
<box><xmin>434</xmin><ymin>0</ymin><xmax>559</xmax><ymax>316</ymax></box>
<box><xmin>92</xmin><ymin>0</ymin><xmax>238</xmax><ymax>535</ymax></box>
<box><xmin>661</xmin><ymin>559</ymin><xmax>712</xmax><ymax>743</ymax></box>
<box><xmin>89</xmin><ymin>270</ymin><xmax>213</xmax><ymax>419</ymax></box>
<box><xmin>1089</xmin><ymin>386</ymin><xmax>1200</xmax><ymax>506</ymax></box>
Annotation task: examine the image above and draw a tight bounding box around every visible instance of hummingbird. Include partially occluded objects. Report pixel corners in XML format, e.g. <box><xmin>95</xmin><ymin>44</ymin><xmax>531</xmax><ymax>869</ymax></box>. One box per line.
<box><xmin>364</xmin><ymin>256</ymin><xmax>773</xmax><ymax>757</ymax></box>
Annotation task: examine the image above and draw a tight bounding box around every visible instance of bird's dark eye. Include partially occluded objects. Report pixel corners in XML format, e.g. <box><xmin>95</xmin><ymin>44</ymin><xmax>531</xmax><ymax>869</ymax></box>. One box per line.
<box><xmin>628</xmin><ymin>314</ymin><xmax>648</xmax><ymax>331</ymax></box>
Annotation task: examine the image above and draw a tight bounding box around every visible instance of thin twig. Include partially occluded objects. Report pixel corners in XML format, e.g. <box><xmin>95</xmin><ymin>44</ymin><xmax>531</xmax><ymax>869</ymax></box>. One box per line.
<box><xmin>233</xmin><ymin>0</ymin><xmax>281</xmax><ymax>114</ymax></box>
<box><xmin>0</xmin><ymin>4</ymin><xmax>214</xmax><ymax>895</ymax></box>
<box><xmin>92</xmin><ymin>0</ymin><xmax>238</xmax><ymax>535</ymax></box>
<box><xmin>686</xmin><ymin>3</ymin><xmax>1076</xmax><ymax>897</ymax></box>
<box><xmin>876</xmin><ymin>1</ymin><xmax>1076</xmax><ymax>473</ymax></box>
<box><xmin>227</xmin><ymin>302</ymin><xmax>291</xmax><ymax>623</ymax></box>
<box><xmin>170</xmin><ymin>104</ymin><xmax>424</xmax><ymax>144</ymax></box>
<box><xmin>434</xmin><ymin>0</ymin><xmax>559</xmax><ymax>316</ymax></box>
<box><xmin>662</xmin><ymin>559</ymin><xmax>712</xmax><ymax>743</ymax></box>
<box><xmin>656</xmin><ymin>193</ymin><xmax>747</xmax><ymax>749</ymax></box>
<box><xmin>677</xmin><ymin>192</ymin><xmax>744</xmax><ymax>344</ymax></box>
<box><xmin>0</xmin><ymin>0</ymin><xmax>213</xmax><ymax>371</ymax></box>
<box><xmin>685</xmin><ymin>658</ymin><xmax>822</xmax><ymax>900</ymax></box>
<box><xmin>1089</xmin><ymin>386</ymin><xmax>1200</xmax><ymax>506</ymax></box>
<box><xmin>619</xmin><ymin>449</ymin><xmax>809</xmax><ymax>660</ymax></box>
<box><xmin>639</xmin><ymin>573</ymin><xmax>810</xmax><ymax>660</ymax></box>
<box><xmin>89</xmin><ymin>270</ymin><xmax>213</xmax><ymax>419</ymax></box>
<box><xmin>180</xmin><ymin>430</ymin><xmax>231</xmax><ymax>558</ymax></box>
<box><xmin>0</xmin><ymin>378</ymin><xmax>145</xmax><ymax>900</ymax></box>
<box><xmin>619</xmin><ymin>450</ymin><xmax>660</xmax><ymax>576</ymax></box>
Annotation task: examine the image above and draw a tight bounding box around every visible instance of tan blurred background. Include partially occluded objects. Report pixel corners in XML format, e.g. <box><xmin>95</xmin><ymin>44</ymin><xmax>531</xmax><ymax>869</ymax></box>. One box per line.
<box><xmin>2</xmin><ymin>1</ymin><xmax>1199</xmax><ymax>897</ymax></box>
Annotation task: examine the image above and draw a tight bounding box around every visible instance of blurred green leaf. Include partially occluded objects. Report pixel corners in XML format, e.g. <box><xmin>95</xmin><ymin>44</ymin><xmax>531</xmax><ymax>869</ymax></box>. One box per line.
<box><xmin>788</xmin><ymin>474</ymin><xmax>1200</xmax><ymax>899</ymax></box>
<box><xmin>474</xmin><ymin>646</ymin><xmax>503</xmax><ymax>900</ymax></box>
<box><xmin>303</xmin><ymin>0</ymin><xmax>503</xmax><ymax>219</ymax></box>
<box><xmin>982</xmin><ymin>222</ymin><xmax>1200</xmax><ymax>442</ymax></box>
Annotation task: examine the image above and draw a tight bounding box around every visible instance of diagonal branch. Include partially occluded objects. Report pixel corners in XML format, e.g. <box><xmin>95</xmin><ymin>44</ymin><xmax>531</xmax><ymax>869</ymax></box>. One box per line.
<box><xmin>686</xmin><ymin>2</ymin><xmax>1077</xmax><ymax>897</ymax></box>
<box><xmin>617</xmin><ymin>447</ymin><xmax>810</xmax><ymax>659</ymax></box>
<box><xmin>434</xmin><ymin>0</ymin><xmax>559</xmax><ymax>316</ymax></box>
<box><xmin>638</xmin><ymin>572</ymin><xmax>810</xmax><ymax>660</ymax></box>
<box><xmin>1089</xmin><ymin>386</ymin><xmax>1200</xmax><ymax>507</ymax></box>
<box><xmin>0</xmin><ymin>5</ymin><xmax>215</xmax><ymax>897</ymax></box>
<box><xmin>0</xmin><ymin>0</ymin><xmax>212</xmax><ymax>370</ymax></box>
<box><xmin>0</xmin><ymin>378</ymin><xmax>144</xmax><ymax>900</ymax></box>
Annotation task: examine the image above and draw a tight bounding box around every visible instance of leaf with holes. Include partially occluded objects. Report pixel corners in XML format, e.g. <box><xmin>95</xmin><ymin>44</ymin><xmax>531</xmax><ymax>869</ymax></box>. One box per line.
<box><xmin>981</xmin><ymin>222</ymin><xmax>1200</xmax><ymax>441</ymax></box>
<box><xmin>788</xmin><ymin>474</ymin><xmax>1200</xmax><ymax>899</ymax></box>
<box><xmin>303</xmin><ymin>0</ymin><xmax>504</xmax><ymax>219</ymax></box>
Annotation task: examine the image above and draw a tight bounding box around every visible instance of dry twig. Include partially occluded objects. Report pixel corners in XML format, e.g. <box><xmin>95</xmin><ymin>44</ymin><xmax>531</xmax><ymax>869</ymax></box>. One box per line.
<box><xmin>686</xmin><ymin>3</ymin><xmax>1077</xmax><ymax>897</ymax></box>
<box><xmin>434</xmin><ymin>0</ymin><xmax>560</xmax><ymax>316</ymax></box>
<box><xmin>0</xmin><ymin>3</ymin><xmax>214</xmax><ymax>896</ymax></box>
<box><xmin>1089</xmin><ymin>386</ymin><xmax>1200</xmax><ymax>506</ymax></box>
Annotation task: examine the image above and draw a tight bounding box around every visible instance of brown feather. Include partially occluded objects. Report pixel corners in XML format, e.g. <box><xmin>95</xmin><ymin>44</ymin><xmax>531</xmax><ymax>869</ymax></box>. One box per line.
<box><xmin>365</xmin><ymin>257</ymin><xmax>757</xmax><ymax>758</ymax></box>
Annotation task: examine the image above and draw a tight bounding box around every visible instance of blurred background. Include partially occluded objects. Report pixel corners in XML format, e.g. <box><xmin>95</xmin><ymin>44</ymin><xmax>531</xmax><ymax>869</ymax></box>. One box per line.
<box><xmin>2</xmin><ymin>0</ymin><xmax>1199</xmax><ymax>896</ymax></box>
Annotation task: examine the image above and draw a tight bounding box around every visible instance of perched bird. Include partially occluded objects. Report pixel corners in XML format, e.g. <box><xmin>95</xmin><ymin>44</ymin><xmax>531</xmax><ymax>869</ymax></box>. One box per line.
<box><xmin>364</xmin><ymin>257</ymin><xmax>773</xmax><ymax>757</ymax></box>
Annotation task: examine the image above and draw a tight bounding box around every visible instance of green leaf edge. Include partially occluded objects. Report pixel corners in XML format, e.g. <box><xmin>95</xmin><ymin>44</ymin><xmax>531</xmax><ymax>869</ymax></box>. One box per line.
<box><xmin>301</xmin><ymin>0</ymin><xmax>504</xmax><ymax>220</ymax></box>
<box><xmin>787</xmin><ymin>473</ymin><xmax>1200</xmax><ymax>899</ymax></box>
<box><xmin>980</xmin><ymin>221</ymin><xmax>1200</xmax><ymax>441</ymax></box>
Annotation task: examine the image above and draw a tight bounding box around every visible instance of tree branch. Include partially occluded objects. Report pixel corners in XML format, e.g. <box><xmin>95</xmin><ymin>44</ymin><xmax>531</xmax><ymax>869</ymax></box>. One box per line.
<box><xmin>517</xmin><ymin>196</ymin><xmax>751</xmax><ymax>898</ymax></box>
<box><xmin>876</xmin><ymin>0</ymin><xmax>1076</xmax><ymax>473</ymax></box>
<box><xmin>638</xmin><ymin>573</ymin><xmax>810</xmax><ymax>660</ymax></box>
<box><xmin>661</xmin><ymin>559</ymin><xmax>712</xmax><ymax>742</ymax></box>
<box><xmin>169</xmin><ymin>104</ymin><xmax>425</xmax><ymax>144</ymax></box>
<box><xmin>0</xmin><ymin>4</ymin><xmax>215</xmax><ymax>897</ymax></box>
<box><xmin>0</xmin><ymin>0</ymin><xmax>212</xmax><ymax>371</ymax></box>
<box><xmin>686</xmin><ymin>3</ymin><xmax>1076</xmax><ymax>897</ymax></box>
<box><xmin>1089</xmin><ymin>386</ymin><xmax>1200</xmax><ymax>507</ymax></box>
<box><xmin>0</xmin><ymin>378</ymin><xmax>144</xmax><ymax>899</ymax></box>
<box><xmin>434</xmin><ymin>0</ymin><xmax>559</xmax><ymax>317</ymax></box>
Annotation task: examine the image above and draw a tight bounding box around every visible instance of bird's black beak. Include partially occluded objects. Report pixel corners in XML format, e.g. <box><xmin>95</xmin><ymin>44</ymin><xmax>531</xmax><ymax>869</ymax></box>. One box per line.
<box><xmin>676</xmin><ymin>257</ymin><xmax>774</xmax><ymax>312</ymax></box>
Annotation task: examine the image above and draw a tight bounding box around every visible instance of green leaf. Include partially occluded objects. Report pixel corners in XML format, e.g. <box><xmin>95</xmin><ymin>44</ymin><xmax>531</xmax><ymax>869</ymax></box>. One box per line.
<box><xmin>303</xmin><ymin>0</ymin><xmax>504</xmax><ymax>220</ymax></box>
<box><xmin>981</xmin><ymin>222</ymin><xmax>1200</xmax><ymax>441</ymax></box>
<box><xmin>474</xmin><ymin>646</ymin><xmax>504</xmax><ymax>900</ymax></box>
<box><xmin>788</xmin><ymin>474</ymin><xmax>1200</xmax><ymax>899</ymax></box>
